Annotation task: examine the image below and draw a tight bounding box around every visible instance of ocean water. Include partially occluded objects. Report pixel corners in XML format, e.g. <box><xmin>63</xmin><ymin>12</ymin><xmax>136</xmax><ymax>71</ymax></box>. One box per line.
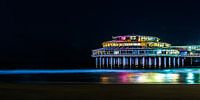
<box><xmin>0</xmin><ymin>68</ymin><xmax>200</xmax><ymax>84</ymax></box>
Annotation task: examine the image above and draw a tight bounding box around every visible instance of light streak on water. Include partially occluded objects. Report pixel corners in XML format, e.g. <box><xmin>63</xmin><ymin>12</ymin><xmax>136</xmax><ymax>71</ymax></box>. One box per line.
<box><xmin>0</xmin><ymin>68</ymin><xmax>200</xmax><ymax>74</ymax></box>
<box><xmin>0</xmin><ymin>68</ymin><xmax>200</xmax><ymax>84</ymax></box>
<box><xmin>0</xmin><ymin>69</ymin><xmax>171</xmax><ymax>74</ymax></box>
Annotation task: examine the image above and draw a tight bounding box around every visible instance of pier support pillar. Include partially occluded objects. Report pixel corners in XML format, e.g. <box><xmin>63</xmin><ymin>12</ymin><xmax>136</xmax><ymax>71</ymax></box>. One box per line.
<box><xmin>149</xmin><ymin>57</ymin><xmax>152</xmax><ymax>68</ymax></box>
<box><xmin>96</xmin><ymin>57</ymin><xmax>98</xmax><ymax>68</ymax></box>
<box><xmin>123</xmin><ymin>57</ymin><xmax>125</xmax><ymax>69</ymax></box>
<box><xmin>142</xmin><ymin>57</ymin><xmax>145</xmax><ymax>68</ymax></box>
<box><xmin>129</xmin><ymin>57</ymin><xmax>132</xmax><ymax>69</ymax></box>
<box><xmin>173</xmin><ymin>57</ymin><xmax>176</xmax><ymax>67</ymax></box>
<box><xmin>164</xmin><ymin>57</ymin><xmax>167</xmax><ymax>68</ymax></box>
<box><xmin>125</xmin><ymin>57</ymin><xmax>128</xmax><ymax>67</ymax></box>
<box><xmin>113</xmin><ymin>58</ymin><xmax>115</xmax><ymax>67</ymax></box>
<box><xmin>117</xmin><ymin>58</ymin><xmax>120</xmax><ymax>67</ymax></box>
<box><xmin>106</xmin><ymin>57</ymin><xmax>109</xmax><ymax>68</ymax></box>
<box><xmin>169</xmin><ymin>57</ymin><xmax>171</xmax><ymax>67</ymax></box>
<box><xmin>102</xmin><ymin>58</ymin><xmax>105</xmax><ymax>68</ymax></box>
<box><xmin>131</xmin><ymin>57</ymin><xmax>134</xmax><ymax>67</ymax></box>
<box><xmin>154</xmin><ymin>57</ymin><xmax>157</xmax><ymax>68</ymax></box>
<box><xmin>158</xmin><ymin>57</ymin><xmax>161</xmax><ymax>68</ymax></box>
<box><xmin>99</xmin><ymin>57</ymin><xmax>102</xmax><ymax>69</ymax></box>
<box><xmin>177</xmin><ymin>57</ymin><xmax>180</xmax><ymax>67</ymax></box>
<box><xmin>135</xmin><ymin>57</ymin><xmax>139</xmax><ymax>67</ymax></box>
<box><xmin>110</xmin><ymin>57</ymin><xmax>112</xmax><ymax>69</ymax></box>
<box><xmin>110</xmin><ymin>57</ymin><xmax>113</xmax><ymax>69</ymax></box>
<box><xmin>182</xmin><ymin>58</ymin><xmax>185</xmax><ymax>66</ymax></box>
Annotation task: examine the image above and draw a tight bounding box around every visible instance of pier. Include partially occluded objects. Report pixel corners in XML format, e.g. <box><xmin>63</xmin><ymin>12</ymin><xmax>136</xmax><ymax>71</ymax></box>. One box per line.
<box><xmin>93</xmin><ymin>52</ymin><xmax>187</xmax><ymax>69</ymax></box>
<box><xmin>92</xmin><ymin>35</ymin><xmax>200</xmax><ymax>69</ymax></box>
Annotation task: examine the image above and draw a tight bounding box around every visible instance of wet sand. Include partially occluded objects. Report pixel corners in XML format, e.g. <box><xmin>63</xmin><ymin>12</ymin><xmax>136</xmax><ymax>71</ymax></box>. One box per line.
<box><xmin>0</xmin><ymin>83</ymin><xmax>200</xmax><ymax>100</ymax></box>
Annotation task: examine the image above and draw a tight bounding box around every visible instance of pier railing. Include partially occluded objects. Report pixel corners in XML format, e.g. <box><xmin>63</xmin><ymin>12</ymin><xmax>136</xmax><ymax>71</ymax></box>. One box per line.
<box><xmin>92</xmin><ymin>48</ymin><xmax>180</xmax><ymax>57</ymax></box>
<box><xmin>92</xmin><ymin>54</ymin><xmax>180</xmax><ymax>57</ymax></box>
<box><xmin>184</xmin><ymin>54</ymin><xmax>200</xmax><ymax>57</ymax></box>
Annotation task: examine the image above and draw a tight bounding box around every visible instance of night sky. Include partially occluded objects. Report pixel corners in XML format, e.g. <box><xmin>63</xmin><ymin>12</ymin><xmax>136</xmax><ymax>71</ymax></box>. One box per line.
<box><xmin>2</xmin><ymin>0</ymin><xmax>200</xmax><ymax>69</ymax></box>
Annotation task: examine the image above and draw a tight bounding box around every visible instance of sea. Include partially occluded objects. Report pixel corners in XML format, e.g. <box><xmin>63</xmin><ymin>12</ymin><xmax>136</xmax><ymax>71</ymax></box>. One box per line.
<box><xmin>0</xmin><ymin>67</ymin><xmax>200</xmax><ymax>84</ymax></box>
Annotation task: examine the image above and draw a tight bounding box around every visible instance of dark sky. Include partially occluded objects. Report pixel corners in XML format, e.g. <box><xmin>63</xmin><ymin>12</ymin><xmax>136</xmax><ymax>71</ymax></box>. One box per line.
<box><xmin>1</xmin><ymin>0</ymin><xmax>200</xmax><ymax>68</ymax></box>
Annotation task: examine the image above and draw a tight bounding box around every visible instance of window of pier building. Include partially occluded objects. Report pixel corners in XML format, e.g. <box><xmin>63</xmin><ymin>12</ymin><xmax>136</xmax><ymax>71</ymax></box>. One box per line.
<box><xmin>130</xmin><ymin>36</ymin><xmax>137</xmax><ymax>41</ymax></box>
<box><xmin>146</xmin><ymin>50</ymin><xmax>154</xmax><ymax>54</ymax></box>
<box><xmin>139</xmin><ymin>36</ymin><xmax>158</xmax><ymax>42</ymax></box>
<box><xmin>139</xmin><ymin>51</ymin><xmax>145</xmax><ymax>54</ymax></box>
<box><xmin>114</xmin><ymin>51</ymin><xmax>120</xmax><ymax>55</ymax></box>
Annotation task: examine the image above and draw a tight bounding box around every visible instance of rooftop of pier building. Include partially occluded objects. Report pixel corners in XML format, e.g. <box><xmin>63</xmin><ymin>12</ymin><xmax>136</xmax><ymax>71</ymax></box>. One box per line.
<box><xmin>102</xmin><ymin>35</ymin><xmax>171</xmax><ymax>48</ymax></box>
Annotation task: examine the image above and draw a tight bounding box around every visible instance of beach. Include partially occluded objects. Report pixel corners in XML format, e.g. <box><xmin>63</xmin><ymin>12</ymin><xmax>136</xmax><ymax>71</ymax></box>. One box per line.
<box><xmin>0</xmin><ymin>83</ymin><xmax>200</xmax><ymax>100</ymax></box>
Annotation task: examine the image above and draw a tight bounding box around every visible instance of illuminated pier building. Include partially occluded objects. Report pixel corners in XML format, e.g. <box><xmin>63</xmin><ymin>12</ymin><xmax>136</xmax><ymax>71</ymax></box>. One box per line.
<box><xmin>92</xmin><ymin>35</ymin><xmax>200</xmax><ymax>69</ymax></box>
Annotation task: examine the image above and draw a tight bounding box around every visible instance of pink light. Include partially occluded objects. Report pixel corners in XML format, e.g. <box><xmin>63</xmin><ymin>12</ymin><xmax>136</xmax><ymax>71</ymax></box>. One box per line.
<box><xmin>121</xmin><ymin>36</ymin><xmax>126</xmax><ymax>40</ymax></box>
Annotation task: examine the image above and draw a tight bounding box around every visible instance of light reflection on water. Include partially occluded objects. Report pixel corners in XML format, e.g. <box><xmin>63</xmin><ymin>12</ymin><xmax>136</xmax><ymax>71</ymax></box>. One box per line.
<box><xmin>100</xmin><ymin>72</ymin><xmax>181</xmax><ymax>84</ymax></box>
<box><xmin>0</xmin><ymin>68</ymin><xmax>200</xmax><ymax>84</ymax></box>
<box><xmin>99</xmin><ymin>68</ymin><xmax>200</xmax><ymax>84</ymax></box>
